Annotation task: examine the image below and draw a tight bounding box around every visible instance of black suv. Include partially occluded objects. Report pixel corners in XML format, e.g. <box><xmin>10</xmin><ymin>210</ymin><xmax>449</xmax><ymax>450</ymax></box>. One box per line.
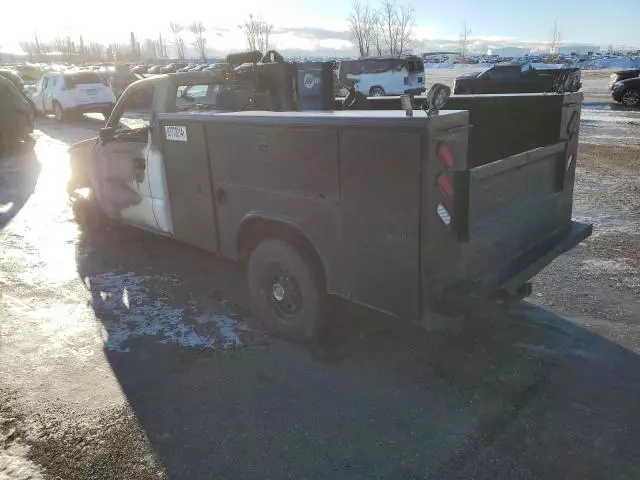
<box><xmin>610</xmin><ymin>70</ymin><xmax>640</xmax><ymax>107</ymax></box>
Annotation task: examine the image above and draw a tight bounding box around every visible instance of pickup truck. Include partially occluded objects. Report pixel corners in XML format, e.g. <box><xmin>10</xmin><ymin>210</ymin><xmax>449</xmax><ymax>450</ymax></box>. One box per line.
<box><xmin>454</xmin><ymin>63</ymin><xmax>581</xmax><ymax>95</ymax></box>
<box><xmin>68</xmin><ymin>71</ymin><xmax>592</xmax><ymax>340</ymax></box>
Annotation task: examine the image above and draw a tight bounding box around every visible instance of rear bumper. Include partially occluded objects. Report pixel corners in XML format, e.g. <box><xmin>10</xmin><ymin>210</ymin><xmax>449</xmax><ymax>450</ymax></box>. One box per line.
<box><xmin>499</xmin><ymin>221</ymin><xmax>592</xmax><ymax>293</ymax></box>
<box><xmin>404</xmin><ymin>87</ymin><xmax>426</xmax><ymax>95</ymax></box>
<box><xmin>437</xmin><ymin>221</ymin><xmax>592</xmax><ymax>311</ymax></box>
<box><xmin>68</xmin><ymin>102</ymin><xmax>115</xmax><ymax>114</ymax></box>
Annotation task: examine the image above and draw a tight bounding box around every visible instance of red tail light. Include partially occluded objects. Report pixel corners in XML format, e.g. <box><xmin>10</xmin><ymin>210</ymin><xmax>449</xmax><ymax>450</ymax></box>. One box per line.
<box><xmin>437</xmin><ymin>142</ymin><xmax>455</xmax><ymax>169</ymax></box>
<box><xmin>404</xmin><ymin>76</ymin><xmax>409</xmax><ymax>85</ymax></box>
<box><xmin>436</xmin><ymin>173</ymin><xmax>454</xmax><ymax>199</ymax></box>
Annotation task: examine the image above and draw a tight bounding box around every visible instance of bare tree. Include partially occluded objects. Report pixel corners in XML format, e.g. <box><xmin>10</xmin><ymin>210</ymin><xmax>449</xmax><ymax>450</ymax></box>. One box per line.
<box><xmin>158</xmin><ymin>33</ymin><xmax>168</xmax><ymax>57</ymax></box>
<box><xmin>378</xmin><ymin>0</ymin><xmax>414</xmax><ymax>56</ymax></box>
<box><xmin>142</xmin><ymin>39</ymin><xmax>157</xmax><ymax>60</ymax></box>
<box><xmin>395</xmin><ymin>3</ymin><xmax>414</xmax><ymax>55</ymax></box>
<box><xmin>242</xmin><ymin>14</ymin><xmax>273</xmax><ymax>53</ymax></box>
<box><xmin>459</xmin><ymin>21</ymin><xmax>472</xmax><ymax>61</ymax></box>
<box><xmin>372</xmin><ymin>15</ymin><xmax>384</xmax><ymax>55</ymax></box>
<box><xmin>88</xmin><ymin>42</ymin><xmax>105</xmax><ymax>60</ymax></box>
<box><xmin>550</xmin><ymin>20</ymin><xmax>561</xmax><ymax>57</ymax></box>
<box><xmin>189</xmin><ymin>21</ymin><xmax>207</xmax><ymax>61</ymax></box>
<box><xmin>347</xmin><ymin>0</ymin><xmax>377</xmax><ymax>57</ymax></box>
<box><xmin>170</xmin><ymin>22</ymin><xmax>186</xmax><ymax>60</ymax></box>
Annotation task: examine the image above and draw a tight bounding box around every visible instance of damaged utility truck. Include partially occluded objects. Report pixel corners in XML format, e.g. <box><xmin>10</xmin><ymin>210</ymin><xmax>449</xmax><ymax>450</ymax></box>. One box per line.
<box><xmin>68</xmin><ymin>70</ymin><xmax>592</xmax><ymax>340</ymax></box>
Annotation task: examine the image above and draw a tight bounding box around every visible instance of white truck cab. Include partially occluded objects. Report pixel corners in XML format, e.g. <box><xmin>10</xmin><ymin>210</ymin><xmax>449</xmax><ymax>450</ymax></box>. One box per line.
<box><xmin>32</xmin><ymin>71</ymin><xmax>116</xmax><ymax>121</ymax></box>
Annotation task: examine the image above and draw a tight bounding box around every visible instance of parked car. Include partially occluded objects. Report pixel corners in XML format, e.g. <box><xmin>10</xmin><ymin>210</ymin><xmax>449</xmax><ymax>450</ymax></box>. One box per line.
<box><xmin>611</xmin><ymin>76</ymin><xmax>640</xmax><ymax>107</ymax></box>
<box><xmin>160</xmin><ymin>63</ymin><xmax>188</xmax><ymax>74</ymax></box>
<box><xmin>0</xmin><ymin>69</ymin><xmax>38</xmax><ymax>116</ymax></box>
<box><xmin>30</xmin><ymin>71</ymin><xmax>116</xmax><ymax>121</ymax></box>
<box><xmin>609</xmin><ymin>69</ymin><xmax>639</xmax><ymax>91</ymax></box>
<box><xmin>0</xmin><ymin>69</ymin><xmax>24</xmax><ymax>91</ymax></box>
<box><xmin>454</xmin><ymin>63</ymin><xmax>581</xmax><ymax>94</ymax></box>
<box><xmin>336</xmin><ymin>55</ymin><xmax>425</xmax><ymax>96</ymax></box>
<box><xmin>67</xmin><ymin>72</ymin><xmax>590</xmax><ymax>341</ymax></box>
<box><xmin>0</xmin><ymin>75</ymin><xmax>34</xmax><ymax>155</ymax></box>
<box><xmin>147</xmin><ymin>65</ymin><xmax>164</xmax><ymax>74</ymax></box>
<box><xmin>131</xmin><ymin>64</ymin><xmax>150</xmax><ymax>75</ymax></box>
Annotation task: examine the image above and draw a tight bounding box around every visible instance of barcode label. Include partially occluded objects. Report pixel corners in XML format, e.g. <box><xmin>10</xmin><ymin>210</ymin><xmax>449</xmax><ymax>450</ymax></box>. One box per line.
<box><xmin>165</xmin><ymin>125</ymin><xmax>188</xmax><ymax>142</ymax></box>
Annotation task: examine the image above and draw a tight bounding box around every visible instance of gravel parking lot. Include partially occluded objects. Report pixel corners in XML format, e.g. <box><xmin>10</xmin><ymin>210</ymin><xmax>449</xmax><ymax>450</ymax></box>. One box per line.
<box><xmin>1</xmin><ymin>70</ymin><xmax>639</xmax><ymax>479</ymax></box>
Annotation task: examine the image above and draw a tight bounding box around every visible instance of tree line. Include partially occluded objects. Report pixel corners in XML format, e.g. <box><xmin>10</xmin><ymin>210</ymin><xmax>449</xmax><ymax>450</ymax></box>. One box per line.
<box><xmin>347</xmin><ymin>0</ymin><xmax>415</xmax><ymax>57</ymax></box>
<box><xmin>18</xmin><ymin>15</ymin><xmax>273</xmax><ymax>63</ymax></box>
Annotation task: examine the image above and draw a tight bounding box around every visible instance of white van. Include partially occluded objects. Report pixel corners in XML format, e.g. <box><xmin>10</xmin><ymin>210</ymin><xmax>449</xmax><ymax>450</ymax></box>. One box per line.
<box><xmin>31</xmin><ymin>71</ymin><xmax>116</xmax><ymax>122</ymax></box>
<box><xmin>336</xmin><ymin>56</ymin><xmax>426</xmax><ymax>97</ymax></box>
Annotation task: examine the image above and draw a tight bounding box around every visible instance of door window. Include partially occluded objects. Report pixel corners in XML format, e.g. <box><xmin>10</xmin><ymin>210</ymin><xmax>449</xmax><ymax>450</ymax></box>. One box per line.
<box><xmin>111</xmin><ymin>86</ymin><xmax>154</xmax><ymax>131</ymax></box>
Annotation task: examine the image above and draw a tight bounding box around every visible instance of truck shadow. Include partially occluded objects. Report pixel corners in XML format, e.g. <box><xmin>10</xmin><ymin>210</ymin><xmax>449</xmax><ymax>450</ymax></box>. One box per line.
<box><xmin>75</xmin><ymin>223</ymin><xmax>640</xmax><ymax>479</ymax></box>
<box><xmin>0</xmin><ymin>146</ymin><xmax>41</xmax><ymax>230</ymax></box>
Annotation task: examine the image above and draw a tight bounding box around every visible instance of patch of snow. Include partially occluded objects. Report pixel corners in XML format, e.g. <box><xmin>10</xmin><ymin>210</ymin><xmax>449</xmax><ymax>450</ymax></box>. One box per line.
<box><xmin>578</xmin><ymin>57</ymin><xmax>640</xmax><ymax>70</ymax></box>
<box><xmin>87</xmin><ymin>272</ymin><xmax>250</xmax><ymax>352</ymax></box>
<box><xmin>0</xmin><ymin>447</ymin><xmax>46</xmax><ymax>480</ymax></box>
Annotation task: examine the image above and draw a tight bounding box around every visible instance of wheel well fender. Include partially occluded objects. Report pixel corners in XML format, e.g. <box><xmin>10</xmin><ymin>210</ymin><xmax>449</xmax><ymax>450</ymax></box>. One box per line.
<box><xmin>236</xmin><ymin>213</ymin><xmax>329</xmax><ymax>290</ymax></box>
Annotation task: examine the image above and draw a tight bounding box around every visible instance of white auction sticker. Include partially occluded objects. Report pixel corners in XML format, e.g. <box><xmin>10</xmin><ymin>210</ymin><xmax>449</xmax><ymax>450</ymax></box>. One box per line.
<box><xmin>165</xmin><ymin>125</ymin><xmax>188</xmax><ymax>142</ymax></box>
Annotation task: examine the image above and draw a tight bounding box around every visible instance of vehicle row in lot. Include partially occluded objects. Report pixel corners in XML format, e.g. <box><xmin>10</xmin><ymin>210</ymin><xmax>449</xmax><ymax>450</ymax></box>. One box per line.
<box><xmin>609</xmin><ymin>69</ymin><xmax>640</xmax><ymax>107</ymax></box>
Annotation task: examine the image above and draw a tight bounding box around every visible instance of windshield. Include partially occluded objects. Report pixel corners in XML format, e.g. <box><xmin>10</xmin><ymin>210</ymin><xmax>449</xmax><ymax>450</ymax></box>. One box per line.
<box><xmin>175</xmin><ymin>83</ymin><xmax>231</xmax><ymax>111</ymax></box>
<box><xmin>64</xmin><ymin>72</ymin><xmax>104</xmax><ymax>87</ymax></box>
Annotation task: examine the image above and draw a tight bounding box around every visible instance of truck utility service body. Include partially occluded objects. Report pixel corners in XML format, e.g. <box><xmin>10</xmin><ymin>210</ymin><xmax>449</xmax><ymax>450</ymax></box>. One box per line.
<box><xmin>69</xmin><ymin>72</ymin><xmax>591</xmax><ymax>337</ymax></box>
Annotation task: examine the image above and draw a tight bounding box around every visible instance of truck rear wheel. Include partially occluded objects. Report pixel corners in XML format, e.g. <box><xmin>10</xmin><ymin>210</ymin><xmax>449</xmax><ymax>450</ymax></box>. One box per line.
<box><xmin>247</xmin><ymin>238</ymin><xmax>324</xmax><ymax>341</ymax></box>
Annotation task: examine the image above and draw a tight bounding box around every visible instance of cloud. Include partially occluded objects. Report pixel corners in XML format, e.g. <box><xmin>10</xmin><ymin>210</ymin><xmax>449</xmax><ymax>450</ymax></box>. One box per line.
<box><xmin>273</xmin><ymin>26</ymin><xmax>352</xmax><ymax>42</ymax></box>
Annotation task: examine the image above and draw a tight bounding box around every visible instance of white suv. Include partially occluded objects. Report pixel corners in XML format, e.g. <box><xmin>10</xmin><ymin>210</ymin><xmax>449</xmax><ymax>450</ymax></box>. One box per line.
<box><xmin>31</xmin><ymin>71</ymin><xmax>116</xmax><ymax>122</ymax></box>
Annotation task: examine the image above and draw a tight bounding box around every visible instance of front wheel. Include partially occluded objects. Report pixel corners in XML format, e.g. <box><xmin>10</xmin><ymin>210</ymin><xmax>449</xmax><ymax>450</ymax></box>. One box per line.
<box><xmin>53</xmin><ymin>102</ymin><xmax>66</xmax><ymax>122</ymax></box>
<box><xmin>247</xmin><ymin>238</ymin><xmax>324</xmax><ymax>341</ymax></box>
<box><xmin>369</xmin><ymin>86</ymin><xmax>385</xmax><ymax>97</ymax></box>
<box><xmin>622</xmin><ymin>89</ymin><xmax>640</xmax><ymax>108</ymax></box>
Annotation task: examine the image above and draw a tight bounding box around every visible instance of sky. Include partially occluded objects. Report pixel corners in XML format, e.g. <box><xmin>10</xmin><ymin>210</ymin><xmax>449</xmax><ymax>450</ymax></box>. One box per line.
<box><xmin>1</xmin><ymin>0</ymin><xmax>638</xmax><ymax>55</ymax></box>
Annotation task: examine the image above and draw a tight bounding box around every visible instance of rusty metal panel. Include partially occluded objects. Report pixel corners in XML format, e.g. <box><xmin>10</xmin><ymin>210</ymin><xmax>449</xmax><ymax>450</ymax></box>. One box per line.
<box><xmin>340</xmin><ymin>127</ymin><xmax>422</xmax><ymax>320</ymax></box>
<box><xmin>160</xmin><ymin>120</ymin><xmax>218</xmax><ymax>252</ymax></box>
<box><xmin>207</xmin><ymin>122</ymin><xmax>343</xmax><ymax>292</ymax></box>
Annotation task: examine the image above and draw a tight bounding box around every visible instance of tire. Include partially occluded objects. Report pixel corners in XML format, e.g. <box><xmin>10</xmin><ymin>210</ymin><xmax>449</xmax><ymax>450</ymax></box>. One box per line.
<box><xmin>369</xmin><ymin>86</ymin><xmax>385</xmax><ymax>97</ymax></box>
<box><xmin>247</xmin><ymin>238</ymin><xmax>324</xmax><ymax>341</ymax></box>
<box><xmin>621</xmin><ymin>89</ymin><xmax>640</xmax><ymax>108</ymax></box>
<box><xmin>53</xmin><ymin>101</ymin><xmax>66</xmax><ymax>122</ymax></box>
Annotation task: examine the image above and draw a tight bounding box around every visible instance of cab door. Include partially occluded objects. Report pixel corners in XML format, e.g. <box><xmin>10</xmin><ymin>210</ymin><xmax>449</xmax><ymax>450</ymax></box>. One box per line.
<box><xmin>32</xmin><ymin>76</ymin><xmax>47</xmax><ymax>113</ymax></box>
<box><xmin>43</xmin><ymin>75</ymin><xmax>58</xmax><ymax>112</ymax></box>
<box><xmin>91</xmin><ymin>83</ymin><xmax>159</xmax><ymax>231</ymax></box>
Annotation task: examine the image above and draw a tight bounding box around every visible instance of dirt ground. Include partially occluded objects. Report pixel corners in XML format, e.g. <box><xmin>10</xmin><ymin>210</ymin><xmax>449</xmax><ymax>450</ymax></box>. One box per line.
<box><xmin>1</xmin><ymin>71</ymin><xmax>639</xmax><ymax>479</ymax></box>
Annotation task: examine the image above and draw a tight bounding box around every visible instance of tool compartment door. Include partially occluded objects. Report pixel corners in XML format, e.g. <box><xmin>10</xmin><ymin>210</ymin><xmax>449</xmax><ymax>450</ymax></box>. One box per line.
<box><xmin>160</xmin><ymin>120</ymin><xmax>218</xmax><ymax>252</ymax></box>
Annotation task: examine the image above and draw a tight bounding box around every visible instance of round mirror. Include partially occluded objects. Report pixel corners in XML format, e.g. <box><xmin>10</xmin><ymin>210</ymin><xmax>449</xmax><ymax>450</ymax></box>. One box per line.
<box><xmin>425</xmin><ymin>83</ymin><xmax>451</xmax><ymax>115</ymax></box>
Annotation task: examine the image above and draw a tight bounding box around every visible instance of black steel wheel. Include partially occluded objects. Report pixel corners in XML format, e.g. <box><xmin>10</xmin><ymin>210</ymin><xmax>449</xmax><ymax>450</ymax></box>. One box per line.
<box><xmin>248</xmin><ymin>238</ymin><xmax>324</xmax><ymax>341</ymax></box>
